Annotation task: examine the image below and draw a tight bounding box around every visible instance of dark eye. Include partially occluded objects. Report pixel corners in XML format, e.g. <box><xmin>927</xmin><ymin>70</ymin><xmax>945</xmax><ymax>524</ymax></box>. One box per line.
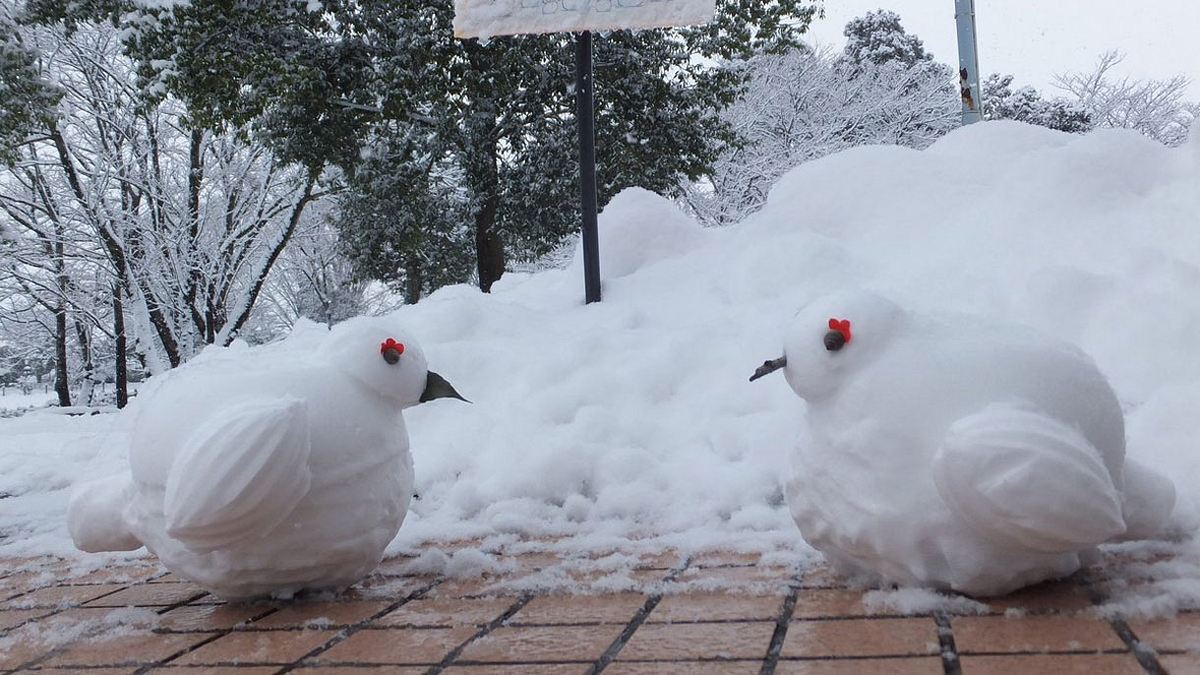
<box><xmin>380</xmin><ymin>338</ymin><xmax>405</xmax><ymax>364</ymax></box>
<box><xmin>824</xmin><ymin>330</ymin><xmax>846</xmax><ymax>352</ymax></box>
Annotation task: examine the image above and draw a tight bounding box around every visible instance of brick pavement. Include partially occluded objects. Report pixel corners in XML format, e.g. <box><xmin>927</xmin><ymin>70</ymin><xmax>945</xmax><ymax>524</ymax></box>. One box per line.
<box><xmin>0</xmin><ymin>544</ymin><xmax>1195</xmax><ymax>674</ymax></box>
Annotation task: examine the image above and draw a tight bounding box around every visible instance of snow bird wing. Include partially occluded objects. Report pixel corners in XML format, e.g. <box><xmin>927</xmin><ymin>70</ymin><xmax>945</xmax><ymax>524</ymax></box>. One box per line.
<box><xmin>932</xmin><ymin>403</ymin><xmax>1127</xmax><ymax>554</ymax></box>
<box><xmin>163</xmin><ymin>397</ymin><xmax>312</xmax><ymax>553</ymax></box>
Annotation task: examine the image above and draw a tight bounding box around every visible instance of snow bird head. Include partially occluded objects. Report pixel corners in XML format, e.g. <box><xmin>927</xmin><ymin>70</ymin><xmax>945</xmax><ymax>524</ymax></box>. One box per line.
<box><xmin>322</xmin><ymin>317</ymin><xmax>468</xmax><ymax>408</ymax></box>
<box><xmin>750</xmin><ymin>290</ymin><xmax>904</xmax><ymax>400</ymax></box>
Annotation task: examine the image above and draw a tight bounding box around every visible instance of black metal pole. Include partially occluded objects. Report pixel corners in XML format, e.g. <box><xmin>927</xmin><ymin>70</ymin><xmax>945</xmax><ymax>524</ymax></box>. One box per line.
<box><xmin>576</xmin><ymin>30</ymin><xmax>601</xmax><ymax>304</ymax></box>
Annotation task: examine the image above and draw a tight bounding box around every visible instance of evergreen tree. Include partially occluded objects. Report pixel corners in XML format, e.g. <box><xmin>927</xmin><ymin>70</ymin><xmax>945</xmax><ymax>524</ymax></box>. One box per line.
<box><xmin>0</xmin><ymin>15</ymin><xmax>61</xmax><ymax>165</ymax></box>
<box><xmin>982</xmin><ymin>74</ymin><xmax>1093</xmax><ymax>133</ymax></box>
<box><xmin>841</xmin><ymin>10</ymin><xmax>931</xmax><ymax>70</ymax></box>
<box><xmin>26</xmin><ymin>0</ymin><xmax>818</xmax><ymax>296</ymax></box>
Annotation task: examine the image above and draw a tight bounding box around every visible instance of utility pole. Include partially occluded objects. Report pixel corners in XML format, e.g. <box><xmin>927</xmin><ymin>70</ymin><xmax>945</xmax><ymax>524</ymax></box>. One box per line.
<box><xmin>955</xmin><ymin>0</ymin><xmax>983</xmax><ymax>124</ymax></box>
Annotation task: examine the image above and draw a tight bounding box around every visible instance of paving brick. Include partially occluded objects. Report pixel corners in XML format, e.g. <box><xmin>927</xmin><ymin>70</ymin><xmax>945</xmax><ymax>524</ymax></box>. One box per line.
<box><xmin>952</xmin><ymin>614</ymin><xmax>1126</xmax><ymax>653</ymax></box>
<box><xmin>1</xmin><ymin>583</ymin><xmax>125</xmax><ymax>609</ymax></box>
<box><xmin>40</xmin><ymin>631</ymin><xmax>215</xmax><ymax>667</ymax></box>
<box><xmin>791</xmin><ymin>589</ymin><xmax>881</xmax><ymax>619</ymax></box>
<box><xmin>1160</xmin><ymin>654</ymin><xmax>1200</xmax><ymax>675</ymax></box>
<box><xmin>338</xmin><ymin>575</ymin><xmax>425</xmax><ymax>602</ymax></box>
<box><xmin>313</xmin><ymin>626</ymin><xmax>477</xmax><ymax>665</ymax></box>
<box><xmin>28</xmin><ymin>606</ymin><xmax>161</xmax><ymax>632</ymax></box>
<box><xmin>618</xmin><ymin>621</ymin><xmax>775</xmax><ymax>660</ymax></box>
<box><xmin>170</xmin><ymin>629</ymin><xmax>335</xmax><ymax>665</ymax></box>
<box><xmin>1129</xmin><ymin>612</ymin><xmax>1200</xmax><ymax>652</ymax></box>
<box><xmin>634</xmin><ymin>551</ymin><xmax>687</xmax><ymax>570</ymax></box>
<box><xmin>458</xmin><ymin>624</ymin><xmax>624</xmax><ymax>663</ymax></box>
<box><xmin>689</xmin><ymin>551</ymin><xmax>764</xmax><ymax>568</ymax></box>
<box><xmin>374</xmin><ymin>597</ymin><xmax>515</xmax><ymax>627</ymax></box>
<box><xmin>606</xmin><ymin>660</ymin><xmax>763</xmax><ymax>674</ymax></box>
<box><xmin>425</xmin><ymin>578</ymin><xmax>505</xmax><ymax>599</ymax></box>
<box><xmin>0</xmin><ymin>632</ymin><xmax>60</xmax><ymax>669</ymax></box>
<box><xmin>292</xmin><ymin>662</ymin><xmax>429</xmax><ymax>667</ymax></box>
<box><xmin>981</xmin><ymin>578</ymin><xmax>1093</xmax><ymax>615</ymax></box>
<box><xmin>24</xmin><ymin>662</ymin><xmax>139</xmax><ymax>667</ymax></box>
<box><xmin>782</xmin><ymin>618</ymin><xmax>941</xmax><ymax>658</ymax></box>
<box><xmin>650</xmin><ymin>592</ymin><xmax>782</xmax><ymax>623</ymax></box>
<box><xmin>157</xmin><ymin>603</ymin><xmax>270</xmax><ymax>631</ymax></box>
<box><xmin>0</xmin><ymin>570</ymin><xmax>57</xmax><ymax>598</ymax></box>
<box><xmin>795</xmin><ymin>566</ymin><xmax>850</xmax><ymax>589</ymax></box>
<box><xmin>513</xmin><ymin>593</ymin><xmax>646</xmax><ymax>625</ymax></box>
<box><xmin>774</xmin><ymin>658</ymin><xmax>943</xmax><ymax>674</ymax></box>
<box><xmin>82</xmin><ymin>582</ymin><xmax>206</xmax><ymax>607</ymax></box>
<box><xmin>58</xmin><ymin>565</ymin><xmax>163</xmax><ymax>586</ymax></box>
<box><xmin>672</xmin><ymin>565</ymin><xmax>792</xmax><ymax>593</ymax></box>
<box><xmin>147</xmin><ymin>662</ymin><xmax>280</xmax><ymax>667</ymax></box>
<box><xmin>249</xmin><ymin>599</ymin><xmax>391</xmax><ymax>629</ymax></box>
<box><xmin>958</xmin><ymin>653</ymin><xmax>1146</xmax><ymax>674</ymax></box>
<box><xmin>443</xmin><ymin>665</ymin><xmax>589</xmax><ymax>675</ymax></box>
<box><xmin>0</xmin><ymin>607</ymin><xmax>52</xmax><ymax>630</ymax></box>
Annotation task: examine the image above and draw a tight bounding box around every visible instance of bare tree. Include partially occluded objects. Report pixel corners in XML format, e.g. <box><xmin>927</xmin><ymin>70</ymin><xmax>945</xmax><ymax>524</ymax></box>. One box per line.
<box><xmin>687</xmin><ymin>46</ymin><xmax>960</xmax><ymax>226</ymax></box>
<box><xmin>0</xmin><ymin>21</ymin><xmax>327</xmax><ymax>405</ymax></box>
<box><xmin>1054</xmin><ymin>51</ymin><xmax>1197</xmax><ymax>147</ymax></box>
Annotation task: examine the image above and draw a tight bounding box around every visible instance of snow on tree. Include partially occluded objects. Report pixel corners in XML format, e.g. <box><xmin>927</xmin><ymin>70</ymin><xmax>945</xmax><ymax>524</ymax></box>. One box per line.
<box><xmin>982</xmin><ymin>74</ymin><xmax>1093</xmax><ymax>133</ymax></box>
<box><xmin>687</xmin><ymin>10</ymin><xmax>960</xmax><ymax>227</ymax></box>
<box><xmin>70</xmin><ymin>0</ymin><xmax>820</xmax><ymax>296</ymax></box>
<box><xmin>840</xmin><ymin>9</ymin><xmax>930</xmax><ymax>70</ymax></box>
<box><xmin>1</xmin><ymin>19</ymin><xmax>328</xmax><ymax>405</ymax></box>
<box><xmin>247</xmin><ymin>201</ymin><xmax>373</xmax><ymax>339</ymax></box>
<box><xmin>1054</xmin><ymin>51</ymin><xmax>1197</xmax><ymax>147</ymax></box>
<box><xmin>0</xmin><ymin>14</ymin><xmax>61</xmax><ymax>166</ymax></box>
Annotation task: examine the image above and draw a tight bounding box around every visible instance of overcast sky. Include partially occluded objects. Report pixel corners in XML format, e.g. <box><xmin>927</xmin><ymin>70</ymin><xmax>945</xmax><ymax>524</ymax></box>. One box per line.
<box><xmin>803</xmin><ymin>0</ymin><xmax>1200</xmax><ymax>97</ymax></box>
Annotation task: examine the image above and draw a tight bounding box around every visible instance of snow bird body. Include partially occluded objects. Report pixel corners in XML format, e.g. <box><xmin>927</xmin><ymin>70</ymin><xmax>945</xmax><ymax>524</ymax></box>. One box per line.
<box><xmin>753</xmin><ymin>291</ymin><xmax>1176</xmax><ymax>596</ymax></box>
<box><xmin>67</xmin><ymin>317</ymin><xmax>465</xmax><ymax>599</ymax></box>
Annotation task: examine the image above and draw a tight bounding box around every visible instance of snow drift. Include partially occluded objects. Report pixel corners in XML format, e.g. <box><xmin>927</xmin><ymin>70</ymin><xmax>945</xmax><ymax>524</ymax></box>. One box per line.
<box><xmin>2</xmin><ymin>122</ymin><xmax>1198</xmax><ymax>592</ymax></box>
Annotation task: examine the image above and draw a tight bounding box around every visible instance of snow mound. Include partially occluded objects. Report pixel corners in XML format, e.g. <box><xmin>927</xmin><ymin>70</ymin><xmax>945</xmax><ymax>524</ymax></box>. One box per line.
<box><xmin>1</xmin><ymin>122</ymin><xmax>1197</xmax><ymax>602</ymax></box>
<box><xmin>572</xmin><ymin>186</ymin><xmax>706</xmax><ymax>279</ymax></box>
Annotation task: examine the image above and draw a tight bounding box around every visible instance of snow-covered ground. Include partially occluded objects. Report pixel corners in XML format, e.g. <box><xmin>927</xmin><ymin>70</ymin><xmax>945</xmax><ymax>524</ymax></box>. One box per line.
<box><xmin>1</xmin><ymin>121</ymin><xmax>1197</xmax><ymax>609</ymax></box>
<box><xmin>0</xmin><ymin>389</ymin><xmax>56</xmax><ymax>413</ymax></box>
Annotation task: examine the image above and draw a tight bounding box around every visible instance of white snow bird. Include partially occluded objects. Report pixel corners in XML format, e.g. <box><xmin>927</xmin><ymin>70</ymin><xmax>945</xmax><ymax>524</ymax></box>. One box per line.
<box><xmin>67</xmin><ymin>317</ymin><xmax>466</xmax><ymax>599</ymax></box>
<box><xmin>750</xmin><ymin>290</ymin><xmax>1177</xmax><ymax>596</ymax></box>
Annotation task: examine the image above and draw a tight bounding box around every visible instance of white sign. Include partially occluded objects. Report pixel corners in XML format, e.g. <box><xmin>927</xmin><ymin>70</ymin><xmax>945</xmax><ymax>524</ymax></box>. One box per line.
<box><xmin>454</xmin><ymin>0</ymin><xmax>717</xmax><ymax>39</ymax></box>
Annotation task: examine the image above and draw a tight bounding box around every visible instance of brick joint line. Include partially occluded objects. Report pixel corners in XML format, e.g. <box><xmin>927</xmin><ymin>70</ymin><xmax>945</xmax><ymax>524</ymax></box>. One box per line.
<box><xmin>759</xmin><ymin>585</ymin><xmax>799</xmax><ymax>675</ymax></box>
<box><xmin>274</xmin><ymin>577</ymin><xmax>443</xmax><ymax>674</ymax></box>
<box><xmin>132</xmin><ymin>605</ymin><xmax>283</xmax><ymax>674</ymax></box>
<box><xmin>1110</xmin><ymin>618</ymin><xmax>1168</xmax><ymax>675</ymax></box>
<box><xmin>584</xmin><ymin>558</ymin><xmax>691</xmax><ymax>675</ymax></box>
<box><xmin>933</xmin><ymin>610</ymin><xmax>962</xmax><ymax>675</ymax></box>
<box><xmin>1079</xmin><ymin>568</ymin><xmax>1167</xmax><ymax>675</ymax></box>
<box><xmin>8</xmin><ymin>583</ymin><xmax>140</xmax><ymax>671</ymax></box>
<box><xmin>424</xmin><ymin>592</ymin><xmax>535</xmax><ymax>674</ymax></box>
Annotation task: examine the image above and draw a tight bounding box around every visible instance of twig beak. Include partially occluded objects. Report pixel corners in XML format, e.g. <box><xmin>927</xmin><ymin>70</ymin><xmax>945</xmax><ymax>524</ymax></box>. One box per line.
<box><xmin>749</xmin><ymin>356</ymin><xmax>787</xmax><ymax>382</ymax></box>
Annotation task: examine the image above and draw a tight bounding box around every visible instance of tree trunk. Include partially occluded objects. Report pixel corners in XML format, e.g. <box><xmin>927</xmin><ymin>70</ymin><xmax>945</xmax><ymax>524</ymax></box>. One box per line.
<box><xmin>468</xmin><ymin>118</ymin><xmax>505</xmax><ymax>293</ymax></box>
<box><xmin>72</xmin><ymin>318</ymin><xmax>96</xmax><ymax>406</ymax></box>
<box><xmin>54</xmin><ymin>302</ymin><xmax>70</xmax><ymax>407</ymax></box>
<box><xmin>404</xmin><ymin>256</ymin><xmax>423</xmax><ymax>305</ymax></box>
<box><xmin>460</xmin><ymin>44</ymin><xmax>507</xmax><ymax>294</ymax></box>
<box><xmin>114</xmin><ymin>284</ymin><xmax>128</xmax><ymax>409</ymax></box>
<box><xmin>475</xmin><ymin>220</ymin><xmax>505</xmax><ymax>293</ymax></box>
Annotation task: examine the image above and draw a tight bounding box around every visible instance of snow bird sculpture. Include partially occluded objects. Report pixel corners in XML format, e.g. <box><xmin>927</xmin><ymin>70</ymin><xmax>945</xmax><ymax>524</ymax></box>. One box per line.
<box><xmin>751</xmin><ymin>290</ymin><xmax>1177</xmax><ymax>596</ymax></box>
<box><xmin>68</xmin><ymin>317</ymin><xmax>466</xmax><ymax>599</ymax></box>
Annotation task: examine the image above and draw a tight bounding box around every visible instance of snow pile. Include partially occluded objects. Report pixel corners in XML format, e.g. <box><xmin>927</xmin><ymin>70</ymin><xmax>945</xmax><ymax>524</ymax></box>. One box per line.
<box><xmin>1</xmin><ymin>121</ymin><xmax>1198</xmax><ymax>603</ymax></box>
<box><xmin>862</xmin><ymin>588</ymin><xmax>990</xmax><ymax>616</ymax></box>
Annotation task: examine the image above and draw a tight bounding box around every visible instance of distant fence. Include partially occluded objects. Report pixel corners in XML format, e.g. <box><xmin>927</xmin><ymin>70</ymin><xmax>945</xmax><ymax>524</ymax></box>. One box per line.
<box><xmin>0</xmin><ymin>382</ymin><xmax>118</xmax><ymax>397</ymax></box>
